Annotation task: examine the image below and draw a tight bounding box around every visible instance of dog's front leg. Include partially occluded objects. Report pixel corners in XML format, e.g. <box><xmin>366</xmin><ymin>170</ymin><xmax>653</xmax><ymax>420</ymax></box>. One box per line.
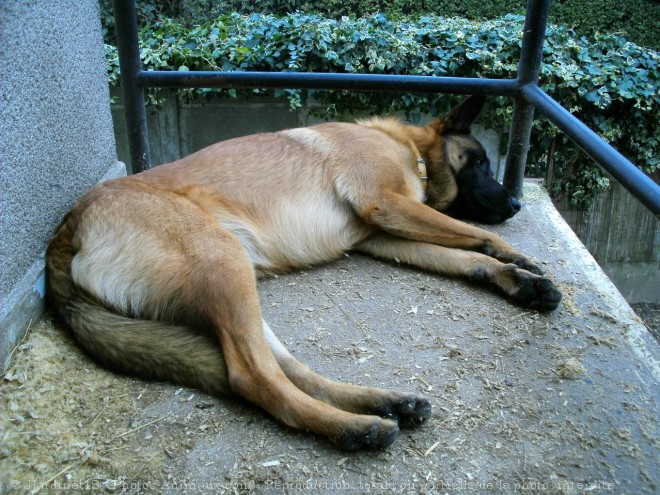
<box><xmin>356</xmin><ymin>233</ymin><xmax>561</xmax><ymax>312</ymax></box>
<box><xmin>360</xmin><ymin>192</ymin><xmax>543</xmax><ymax>274</ymax></box>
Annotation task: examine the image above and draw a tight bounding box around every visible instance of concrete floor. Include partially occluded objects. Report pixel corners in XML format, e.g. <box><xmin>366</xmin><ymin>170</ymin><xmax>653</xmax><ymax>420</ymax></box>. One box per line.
<box><xmin>1</xmin><ymin>185</ymin><xmax>658</xmax><ymax>494</ymax></box>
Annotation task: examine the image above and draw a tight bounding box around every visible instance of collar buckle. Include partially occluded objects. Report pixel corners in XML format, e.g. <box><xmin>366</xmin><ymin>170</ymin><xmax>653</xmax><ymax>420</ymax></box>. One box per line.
<box><xmin>417</xmin><ymin>158</ymin><xmax>428</xmax><ymax>181</ymax></box>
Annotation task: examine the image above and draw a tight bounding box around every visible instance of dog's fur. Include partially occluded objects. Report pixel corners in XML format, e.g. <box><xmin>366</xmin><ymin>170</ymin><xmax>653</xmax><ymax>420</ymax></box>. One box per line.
<box><xmin>46</xmin><ymin>96</ymin><xmax>561</xmax><ymax>450</ymax></box>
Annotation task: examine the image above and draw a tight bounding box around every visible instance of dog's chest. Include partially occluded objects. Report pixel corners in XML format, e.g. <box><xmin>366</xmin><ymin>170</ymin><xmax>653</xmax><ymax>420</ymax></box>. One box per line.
<box><xmin>265</xmin><ymin>192</ymin><xmax>373</xmax><ymax>269</ymax></box>
<box><xmin>218</xmin><ymin>189</ymin><xmax>372</xmax><ymax>273</ymax></box>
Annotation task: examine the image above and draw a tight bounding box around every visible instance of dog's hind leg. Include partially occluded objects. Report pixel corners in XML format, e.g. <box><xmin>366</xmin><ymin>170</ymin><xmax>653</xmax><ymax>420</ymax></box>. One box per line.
<box><xmin>70</xmin><ymin>185</ymin><xmax>401</xmax><ymax>450</ymax></box>
<box><xmin>182</xmin><ymin>228</ymin><xmax>404</xmax><ymax>450</ymax></box>
<box><xmin>262</xmin><ymin>320</ymin><xmax>431</xmax><ymax>429</ymax></box>
<box><xmin>356</xmin><ymin>233</ymin><xmax>562</xmax><ymax>312</ymax></box>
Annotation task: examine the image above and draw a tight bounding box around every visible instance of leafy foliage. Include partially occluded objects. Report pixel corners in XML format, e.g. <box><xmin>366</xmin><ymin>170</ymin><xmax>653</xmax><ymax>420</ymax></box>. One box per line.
<box><xmin>100</xmin><ymin>0</ymin><xmax>179</xmax><ymax>45</ymax></box>
<box><xmin>174</xmin><ymin>0</ymin><xmax>659</xmax><ymax>49</ymax></box>
<box><xmin>105</xmin><ymin>13</ymin><xmax>659</xmax><ymax>207</ymax></box>
<box><xmin>99</xmin><ymin>0</ymin><xmax>660</xmax><ymax>49</ymax></box>
<box><xmin>549</xmin><ymin>0</ymin><xmax>660</xmax><ymax>51</ymax></box>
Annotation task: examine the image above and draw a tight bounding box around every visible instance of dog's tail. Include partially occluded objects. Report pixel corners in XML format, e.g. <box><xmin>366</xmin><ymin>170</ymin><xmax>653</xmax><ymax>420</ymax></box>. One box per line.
<box><xmin>45</xmin><ymin>214</ymin><xmax>229</xmax><ymax>396</ymax></box>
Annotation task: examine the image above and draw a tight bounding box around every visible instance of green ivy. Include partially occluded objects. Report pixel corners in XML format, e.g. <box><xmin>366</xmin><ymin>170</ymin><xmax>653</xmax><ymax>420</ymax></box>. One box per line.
<box><xmin>173</xmin><ymin>0</ymin><xmax>659</xmax><ymax>49</ymax></box>
<box><xmin>105</xmin><ymin>13</ymin><xmax>659</xmax><ymax>208</ymax></box>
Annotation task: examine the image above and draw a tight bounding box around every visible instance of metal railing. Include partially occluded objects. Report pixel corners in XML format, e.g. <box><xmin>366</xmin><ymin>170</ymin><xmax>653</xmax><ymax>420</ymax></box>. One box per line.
<box><xmin>112</xmin><ymin>0</ymin><xmax>660</xmax><ymax>217</ymax></box>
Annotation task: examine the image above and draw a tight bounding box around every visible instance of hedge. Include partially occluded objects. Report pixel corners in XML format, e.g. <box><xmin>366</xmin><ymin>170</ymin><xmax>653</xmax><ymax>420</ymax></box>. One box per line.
<box><xmin>100</xmin><ymin>0</ymin><xmax>660</xmax><ymax>50</ymax></box>
<box><xmin>105</xmin><ymin>13</ymin><xmax>659</xmax><ymax>207</ymax></box>
<box><xmin>176</xmin><ymin>0</ymin><xmax>660</xmax><ymax>49</ymax></box>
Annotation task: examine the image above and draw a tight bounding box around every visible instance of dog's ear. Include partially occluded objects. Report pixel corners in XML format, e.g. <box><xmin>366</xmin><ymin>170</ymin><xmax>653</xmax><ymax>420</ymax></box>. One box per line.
<box><xmin>431</xmin><ymin>95</ymin><xmax>486</xmax><ymax>135</ymax></box>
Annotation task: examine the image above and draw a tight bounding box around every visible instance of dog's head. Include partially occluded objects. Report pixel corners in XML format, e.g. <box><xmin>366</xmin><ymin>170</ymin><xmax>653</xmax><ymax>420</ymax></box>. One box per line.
<box><xmin>415</xmin><ymin>96</ymin><xmax>521</xmax><ymax>224</ymax></box>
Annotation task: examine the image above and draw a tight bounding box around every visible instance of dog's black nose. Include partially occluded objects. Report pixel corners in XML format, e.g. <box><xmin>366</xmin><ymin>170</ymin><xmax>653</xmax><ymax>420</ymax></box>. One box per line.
<box><xmin>510</xmin><ymin>196</ymin><xmax>521</xmax><ymax>213</ymax></box>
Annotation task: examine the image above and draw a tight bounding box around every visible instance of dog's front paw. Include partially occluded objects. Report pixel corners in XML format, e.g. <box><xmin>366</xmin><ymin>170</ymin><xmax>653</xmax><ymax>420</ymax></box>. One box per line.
<box><xmin>481</xmin><ymin>242</ymin><xmax>544</xmax><ymax>276</ymax></box>
<box><xmin>510</xmin><ymin>273</ymin><xmax>562</xmax><ymax>312</ymax></box>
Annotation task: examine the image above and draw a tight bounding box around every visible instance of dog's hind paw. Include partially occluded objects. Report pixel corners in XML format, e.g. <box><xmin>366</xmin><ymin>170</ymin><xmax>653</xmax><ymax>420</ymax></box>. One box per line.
<box><xmin>373</xmin><ymin>395</ymin><xmax>432</xmax><ymax>429</ymax></box>
<box><xmin>511</xmin><ymin>274</ymin><xmax>562</xmax><ymax>312</ymax></box>
<box><xmin>333</xmin><ymin>418</ymin><xmax>400</xmax><ymax>451</ymax></box>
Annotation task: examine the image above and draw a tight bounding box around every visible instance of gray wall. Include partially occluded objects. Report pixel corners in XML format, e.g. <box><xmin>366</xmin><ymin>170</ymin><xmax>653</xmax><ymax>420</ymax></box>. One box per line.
<box><xmin>111</xmin><ymin>89</ymin><xmax>504</xmax><ymax>174</ymax></box>
<box><xmin>0</xmin><ymin>0</ymin><xmax>124</xmax><ymax>367</ymax></box>
<box><xmin>556</xmin><ymin>182</ymin><xmax>660</xmax><ymax>303</ymax></box>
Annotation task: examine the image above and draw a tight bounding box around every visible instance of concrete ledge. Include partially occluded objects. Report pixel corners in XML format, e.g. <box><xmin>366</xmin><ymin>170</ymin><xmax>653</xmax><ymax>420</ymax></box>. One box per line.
<box><xmin>539</xmin><ymin>190</ymin><xmax>660</xmax><ymax>379</ymax></box>
<box><xmin>1</xmin><ymin>184</ymin><xmax>658</xmax><ymax>492</ymax></box>
<box><xmin>0</xmin><ymin>257</ymin><xmax>46</xmax><ymax>372</ymax></box>
<box><xmin>0</xmin><ymin>161</ymin><xmax>127</xmax><ymax>370</ymax></box>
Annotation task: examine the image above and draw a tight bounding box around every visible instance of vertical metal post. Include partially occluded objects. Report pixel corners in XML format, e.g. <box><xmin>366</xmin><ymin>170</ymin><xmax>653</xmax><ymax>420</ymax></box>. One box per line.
<box><xmin>503</xmin><ymin>0</ymin><xmax>551</xmax><ymax>197</ymax></box>
<box><xmin>113</xmin><ymin>0</ymin><xmax>151</xmax><ymax>173</ymax></box>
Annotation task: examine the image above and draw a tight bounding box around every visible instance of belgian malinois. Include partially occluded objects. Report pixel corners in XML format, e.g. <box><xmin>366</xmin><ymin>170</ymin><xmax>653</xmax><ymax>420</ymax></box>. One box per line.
<box><xmin>47</xmin><ymin>96</ymin><xmax>561</xmax><ymax>450</ymax></box>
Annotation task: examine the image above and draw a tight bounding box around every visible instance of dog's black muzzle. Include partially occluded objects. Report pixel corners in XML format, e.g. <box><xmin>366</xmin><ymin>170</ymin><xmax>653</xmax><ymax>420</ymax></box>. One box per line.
<box><xmin>446</xmin><ymin>170</ymin><xmax>522</xmax><ymax>225</ymax></box>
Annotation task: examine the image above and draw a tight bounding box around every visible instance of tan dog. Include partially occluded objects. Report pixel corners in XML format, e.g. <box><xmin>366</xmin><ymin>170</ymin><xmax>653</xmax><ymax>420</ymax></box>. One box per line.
<box><xmin>46</xmin><ymin>96</ymin><xmax>561</xmax><ymax>450</ymax></box>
